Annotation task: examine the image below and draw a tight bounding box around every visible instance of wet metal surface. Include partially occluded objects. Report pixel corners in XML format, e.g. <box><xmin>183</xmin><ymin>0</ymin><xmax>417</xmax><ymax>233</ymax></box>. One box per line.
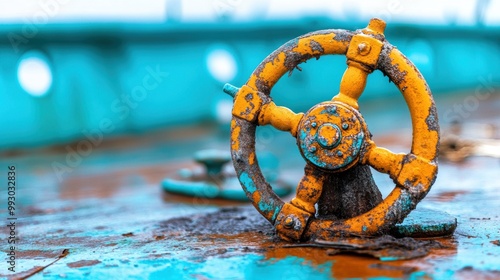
<box><xmin>0</xmin><ymin>123</ymin><xmax>499</xmax><ymax>279</ymax></box>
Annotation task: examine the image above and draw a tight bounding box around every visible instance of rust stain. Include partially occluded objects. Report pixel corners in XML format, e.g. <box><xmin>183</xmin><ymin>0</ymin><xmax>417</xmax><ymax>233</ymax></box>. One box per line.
<box><xmin>4</xmin><ymin>266</ymin><xmax>47</xmax><ymax>280</ymax></box>
<box><xmin>161</xmin><ymin>191</ymin><xmax>248</xmax><ymax>207</ymax></box>
<box><xmin>15</xmin><ymin>250</ymin><xmax>65</xmax><ymax>259</ymax></box>
<box><xmin>24</xmin><ymin>206</ymin><xmax>74</xmax><ymax>215</ymax></box>
<box><xmin>263</xmin><ymin>236</ymin><xmax>457</xmax><ymax>279</ymax></box>
<box><xmin>265</xmin><ymin>246</ymin><xmax>418</xmax><ymax>279</ymax></box>
<box><xmin>154</xmin><ymin>235</ymin><xmax>165</xmax><ymax>241</ymax></box>
<box><xmin>60</xmin><ymin>162</ymin><xmax>183</xmax><ymax>200</ymax></box>
<box><xmin>203</xmin><ymin>229</ymin><xmax>428</xmax><ymax>280</ymax></box>
<box><xmin>67</xmin><ymin>260</ymin><xmax>101</xmax><ymax>268</ymax></box>
<box><xmin>2</xmin><ymin>249</ymin><xmax>70</xmax><ymax>279</ymax></box>
<box><xmin>428</xmin><ymin>190</ymin><xmax>469</xmax><ymax>202</ymax></box>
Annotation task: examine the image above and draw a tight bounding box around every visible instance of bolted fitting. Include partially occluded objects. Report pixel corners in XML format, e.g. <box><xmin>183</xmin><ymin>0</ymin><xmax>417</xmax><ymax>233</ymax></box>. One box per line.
<box><xmin>346</xmin><ymin>18</ymin><xmax>386</xmax><ymax>71</ymax></box>
<box><xmin>283</xmin><ymin>216</ymin><xmax>295</xmax><ymax>229</ymax></box>
<box><xmin>274</xmin><ymin>203</ymin><xmax>312</xmax><ymax>241</ymax></box>
<box><xmin>357</xmin><ymin>43</ymin><xmax>371</xmax><ymax>56</ymax></box>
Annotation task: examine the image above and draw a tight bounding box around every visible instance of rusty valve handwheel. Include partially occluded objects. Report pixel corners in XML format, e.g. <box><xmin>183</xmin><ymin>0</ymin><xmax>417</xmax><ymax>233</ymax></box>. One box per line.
<box><xmin>223</xmin><ymin>19</ymin><xmax>439</xmax><ymax>241</ymax></box>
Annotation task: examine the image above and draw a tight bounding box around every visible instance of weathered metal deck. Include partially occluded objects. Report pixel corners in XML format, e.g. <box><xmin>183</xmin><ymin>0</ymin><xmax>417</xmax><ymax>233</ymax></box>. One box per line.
<box><xmin>1</xmin><ymin>95</ymin><xmax>500</xmax><ymax>279</ymax></box>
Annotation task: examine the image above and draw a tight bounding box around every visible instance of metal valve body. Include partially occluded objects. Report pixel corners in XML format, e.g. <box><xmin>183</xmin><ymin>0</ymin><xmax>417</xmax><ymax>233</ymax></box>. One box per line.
<box><xmin>224</xmin><ymin>18</ymin><xmax>456</xmax><ymax>241</ymax></box>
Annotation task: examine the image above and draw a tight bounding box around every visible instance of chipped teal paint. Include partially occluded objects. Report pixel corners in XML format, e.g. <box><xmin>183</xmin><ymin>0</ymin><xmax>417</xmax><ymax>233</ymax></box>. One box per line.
<box><xmin>299</xmin><ymin>129</ymin><xmax>321</xmax><ymax>166</ymax></box>
<box><xmin>239</xmin><ymin>171</ymin><xmax>257</xmax><ymax>194</ymax></box>
<box><xmin>399</xmin><ymin>192</ymin><xmax>414</xmax><ymax>214</ymax></box>
<box><xmin>392</xmin><ymin>208</ymin><xmax>457</xmax><ymax>237</ymax></box>
<box><xmin>316</xmin><ymin>123</ymin><xmax>342</xmax><ymax>149</ymax></box>
<box><xmin>299</xmin><ymin>128</ymin><xmax>309</xmax><ymax>142</ymax></box>
<box><xmin>271</xmin><ymin>205</ymin><xmax>281</xmax><ymax>223</ymax></box>
<box><xmin>257</xmin><ymin>200</ymin><xmax>283</xmax><ymax>223</ymax></box>
<box><xmin>366</xmin><ymin>272</ymin><xmax>433</xmax><ymax>280</ymax></box>
<box><xmin>362</xmin><ymin>225</ymin><xmax>368</xmax><ymax>232</ymax></box>
<box><xmin>365</xmin><ymin>271</ymin><xmax>434</xmax><ymax>280</ymax></box>
<box><xmin>162</xmin><ymin>179</ymin><xmax>247</xmax><ymax>201</ymax></box>
<box><xmin>320</xmin><ymin>105</ymin><xmax>339</xmax><ymax>116</ymax></box>
<box><xmin>163</xmin><ymin>179</ymin><xmax>220</xmax><ymax>198</ymax></box>
<box><xmin>352</xmin><ymin>132</ymin><xmax>364</xmax><ymax>155</ymax></box>
<box><xmin>237</xmin><ymin>171</ymin><xmax>289</xmax><ymax>220</ymax></box>
<box><xmin>258</xmin><ymin>200</ymin><xmax>276</xmax><ymax>213</ymax></box>
<box><xmin>223</xmin><ymin>83</ymin><xmax>239</xmax><ymax>98</ymax></box>
<box><xmin>396</xmin><ymin>219</ymin><xmax>455</xmax><ymax>237</ymax></box>
<box><xmin>407</xmin><ymin>271</ymin><xmax>433</xmax><ymax>280</ymax></box>
<box><xmin>147</xmin><ymin>254</ymin><xmax>334</xmax><ymax>280</ymax></box>
<box><xmin>299</xmin><ymin>124</ymin><xmax>364</xmax><ymax>170</ymax></box>
<box><xmin>162</xmin><ymin>177</ymin><xmax>290</xmax><ymax>201</ymax></box>
<box><xmin>380</xmin><ymin>256</ymin><xmax>399</xmax><ymax>261</ymax></box>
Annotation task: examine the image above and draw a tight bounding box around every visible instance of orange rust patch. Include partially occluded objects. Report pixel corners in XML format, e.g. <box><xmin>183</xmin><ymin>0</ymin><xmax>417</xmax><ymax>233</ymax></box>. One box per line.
<box><xmin>67</xmin><ymin>260</ymin><xmax>101</xmax><ymax>268</ymax></box>
<box><xmin>247</xmin><ymin>33</ymin><xmax>349</xmax><ymax>91</ymax></box>
<box><xmin>162</xmin><ymin>192</ymin><xmax>247</xmax><ymax>207</ymax></box>
<box><xmin>387</xmin><ymin>48</ymin><xmax>439</xmax><ymax>161</ymax></box>
<box><xmin>202</xmin><ymin>231</ymin><xmax>457</xmax><ymax>279</ymax></box>
<box><xmin>249</xmin><ymin>152</ymin><xmax>256</xmax><ymax>165</ymax></box>
<box><xmin>252</xmin><ymin>191</ymin><xmax>261</xmax><ymax>204</ymax></box>
<box><xmin>428</xmin><ymin>190</ymin><xmax>469</xmax><ymax>202</ymax></box>
<box><xmin>230</xmin><ymin>119</ymin><xmax>241</xmax><ymax>152</ymax></box>
<box><xmin>205</xmin><ymin>232</ymin><xmax>276</xmax><ymax>247</ymax></box>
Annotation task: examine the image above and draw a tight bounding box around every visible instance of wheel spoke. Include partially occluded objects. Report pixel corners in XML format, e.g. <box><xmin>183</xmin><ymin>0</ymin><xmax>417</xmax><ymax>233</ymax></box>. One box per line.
<box><xmin>362</xmin><ymin>141</ymin><xmax>406</xmax><ymax>181</ymax></box>
<box><xmin>258</xmin><ymin>101</ymin><xmax>303</xmax><ymax>137</ymax></box>
<box><xmin>290</xmin><ymin>164</ymin><xmax>328</xmax><ymax>214</ymax></box>
<box><xmin>332</xmin><ymin>64</ymin><xmax>369</xmax><ymax>110</ymax></box>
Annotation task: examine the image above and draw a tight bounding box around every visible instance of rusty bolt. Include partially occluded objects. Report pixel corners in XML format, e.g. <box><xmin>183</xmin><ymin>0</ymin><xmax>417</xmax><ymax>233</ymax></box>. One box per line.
<box><xmin>309</xmin><ymin>146</ymin><xmax>317</xmax><ymax>153</ymax></box>
<box><xmin>336</xmin><ymin>151</ymin><xmax>343</xmax><ymax>157</ymax></box>
<box><xmin>358</xmin><ymin>43</ymin><xmax>371</xmax><ymax>56</ymax></box>
<box><xmin>342</xmin><ymin>123</ymin><xmax>349</xmax><ymax>130</ymax></box>
<box><xmin>284</xmin><ymin>216</ymin><xmax>295</xmax><ymax>229</ymax></box>
<box><xmin>316</xmin><ymin>123</ymin><xmax>341</xmax><ymax>149</ymax></box>
<box><xmin>311</xmin><ymin>122</ymin><xmax>317</xmax><ymax>128</ymax></box>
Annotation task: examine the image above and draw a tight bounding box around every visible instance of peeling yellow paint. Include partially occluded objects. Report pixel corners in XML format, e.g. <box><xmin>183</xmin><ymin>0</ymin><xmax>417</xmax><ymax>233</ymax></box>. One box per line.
<box><xmin>248</xmin><ymin>151</ymin><xmax>256</xmax><ymax>165</ymax></box>
<box><xmin>229</xmin><ymin>18</ymin><xmax>440</xmax><ymax>241</ymax></box>
<box><xmin>258</xmin><ymin>102</ymin><xmax>303</xmax><ymax>137</ymax></box>
<box><xmin>230</xmin><ymin>119</ymin><xmax>241</xmax><ymax>152</ymax></box>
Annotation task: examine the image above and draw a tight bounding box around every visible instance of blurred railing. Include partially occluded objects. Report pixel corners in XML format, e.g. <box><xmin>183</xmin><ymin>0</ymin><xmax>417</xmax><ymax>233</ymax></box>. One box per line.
<box><xmin>0</xmin><ymin>18</ymin><xmax>499</xmax><ymax>149</ymax></box>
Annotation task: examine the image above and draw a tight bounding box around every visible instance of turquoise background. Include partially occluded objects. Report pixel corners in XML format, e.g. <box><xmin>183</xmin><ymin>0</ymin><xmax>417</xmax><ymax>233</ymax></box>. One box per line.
<box><xmin>0</xmin><ymin>19</ymin><xmax>499</xmax><ymax>149</ymax></box>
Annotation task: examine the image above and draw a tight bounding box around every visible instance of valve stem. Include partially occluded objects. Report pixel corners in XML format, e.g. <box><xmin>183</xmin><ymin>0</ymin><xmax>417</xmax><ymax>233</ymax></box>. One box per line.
<box><xmin>223</xmin><ymin>83</ymin><xmax>239</xmax><ymax>98</ymax></box>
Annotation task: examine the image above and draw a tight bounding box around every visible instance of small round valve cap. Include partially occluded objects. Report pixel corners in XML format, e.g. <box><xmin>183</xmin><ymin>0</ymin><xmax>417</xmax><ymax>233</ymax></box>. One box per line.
<box><xmin>367</xmin><ymin>18</ymin><xmax>386</xmax><ymax>35</ymax></box>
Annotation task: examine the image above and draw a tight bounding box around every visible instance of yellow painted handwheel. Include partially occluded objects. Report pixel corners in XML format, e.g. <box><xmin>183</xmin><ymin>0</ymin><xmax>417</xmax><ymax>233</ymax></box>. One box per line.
<box><xmin>225</xmin><ymin>18</ymin><xmax>439</xmax><ymax>241</ymax></box>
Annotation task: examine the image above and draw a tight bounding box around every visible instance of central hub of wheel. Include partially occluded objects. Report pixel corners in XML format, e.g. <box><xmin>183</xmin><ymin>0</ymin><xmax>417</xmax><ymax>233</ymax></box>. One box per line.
<box><xmin>316</xmin><ymin>123</ymin><xmax>341</xmax><ymax>149</ymax></box>
<box><xmin>297</xmin><ymin>101</ymin><xmax>366</xmax><ymax>172</ymax></box>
